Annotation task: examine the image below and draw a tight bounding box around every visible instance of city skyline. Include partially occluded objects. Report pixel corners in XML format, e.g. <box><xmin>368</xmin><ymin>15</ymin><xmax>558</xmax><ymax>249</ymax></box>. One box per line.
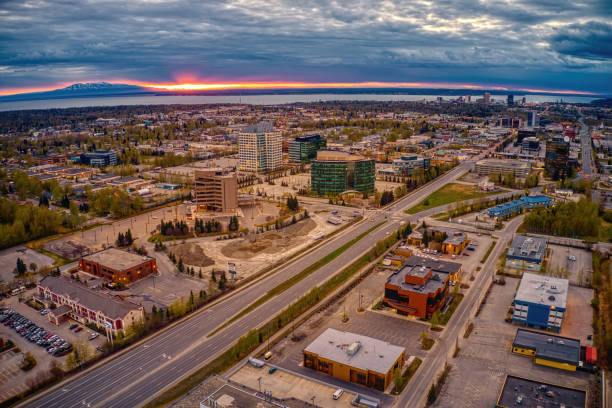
<box><xmin>1</xmin><ymin>0</ymin><xmax>611</xmax><ymax>95</ymax></box>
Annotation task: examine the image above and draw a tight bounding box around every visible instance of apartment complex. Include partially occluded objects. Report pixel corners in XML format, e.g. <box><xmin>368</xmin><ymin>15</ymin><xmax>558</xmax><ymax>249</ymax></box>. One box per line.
<box><xmin>37</xmin><ymin>276</ymin><xmax>144</xmax><ymax>333</ymax></box>
<box><xmin>475</xmin><ymin>158</ymin><xmax>531</xmax><ymax>178</ymax></box>
<box><xmin>384</xmin><ymin>256</ymin><xmax>462</xmax><ymax>319</ymax></box>
<box><xmin>289</xmin><ymin>134</ymin><xmax>326</xmax><ymax>163</ymax></box>
<box><xmin>80</xmin><ymin>150</ymin><xmax>118</xmax><ymax>167</ymax></box>
<box><xmin>310</xmin><ymin>150</ymin><xmax>375</xmax><ymax>196</ymax></box>
<box><xmin>485</xmin><ymin>195</ymin><xmax>552</xmax><ymax>219</ymax></box>
<box><xmin>79</xmin><ymin>247</ymin><xmax>157</xmax><ymax>284</ymax></box>
<box><xmin>194</xmin><ymin>168</ymin><xmax>238</xmax><ymax>213</ymax></box>
<box><xmin>512</xmin><ymin>273</ymin><xmax>568</xmax><ymax>332</ymax></box>
<box><xmin>392</xmin><ymin>155</ymin><xmax>430</xmax><ymax>176</ymax></box>
<box><xmin>303</xmin><ymin>328</ymin><xmax>406</xmax><ymax>391</ymax></box>
<box><xmin>238</xmin><ymin>122</ymin><xmax>282</xmax><ymax>172</ymax></box>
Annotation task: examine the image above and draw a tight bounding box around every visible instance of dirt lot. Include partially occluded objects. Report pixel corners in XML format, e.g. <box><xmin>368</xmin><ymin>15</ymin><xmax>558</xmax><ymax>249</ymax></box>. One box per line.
<box><xmin>433</xmin><ymin>277</ymin><xmax>594</xmax><ymax>408</ymax></box>
<box><xmin>222</xmin><ymin>218</ymin><xmax>316</xmax><ymax>259</ymax></box>
<box><xmin>170</xmin><ymin>243</ymin><xmax>215</xmax><ymax>267</ymax></box>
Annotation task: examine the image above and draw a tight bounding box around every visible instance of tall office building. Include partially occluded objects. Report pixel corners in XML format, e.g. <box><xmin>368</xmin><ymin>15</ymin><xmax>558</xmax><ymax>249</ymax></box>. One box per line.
<box><xmin>311</xmin><ymin>150</ymin><xmax>375</xmax><ymax>196</ymax></box>
<box><xmin>545</xmin><ymin>136</ymin><xmax>570</xmax><ymax>180</ymax></box>
<box><xmin>238</xmin><ymin>122</ymin><xmax>282</xmax><ymax>172</ymax></box>
<box><xmin>464</xmin><ymin>95</ymin><xmax>471</xmax><ymax>103</ymax></box>
<box><xmin>483</xmin><ymin>92</ymin><xmax>491</xmax><ymax>105</ymax></box>
<box><xmin>507</xmin><ymin>94</ymin><xmax>514</xmax><ymax>106</ymax></box>
<box><xmin>528</xmin><ymin>111</ymin><xmax>540</xmax><ymax>128</ymax></box>
<box><xmin>289</xmin><ymin>134</ymin><xmax>326</xmax><ymax>163</ymax></box>
<box><xmin>194</xmin><ymin>168</ymin><xmax>238</xmax><ymax>213</ymax></box>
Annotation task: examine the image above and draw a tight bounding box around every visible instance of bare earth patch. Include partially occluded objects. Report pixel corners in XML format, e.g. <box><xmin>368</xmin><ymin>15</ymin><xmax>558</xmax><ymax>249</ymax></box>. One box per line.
<box><xmin>171</xmin><ymin>242</ymin><xmax>215</xmax><ymax>267</ymax></box>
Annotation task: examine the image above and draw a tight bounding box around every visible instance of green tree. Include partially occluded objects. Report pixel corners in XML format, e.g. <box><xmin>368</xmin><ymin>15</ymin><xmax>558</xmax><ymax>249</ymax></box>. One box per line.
<box><xmin>15</xmin><ymin>257</ymin><xmax>27</xmax><ymax>276</ymax></box>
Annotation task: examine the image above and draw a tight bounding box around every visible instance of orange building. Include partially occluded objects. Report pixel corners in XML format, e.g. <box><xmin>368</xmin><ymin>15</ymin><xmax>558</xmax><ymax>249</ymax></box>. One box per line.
<box><xmin>79</xmin><ymin>248</ymin><xmax>157</xmax><ymax>284</ymax></box>
<box><xmin>384</xmin><ymin>256</ymin><xmax>461</xmax><ymax>319</ymax></box>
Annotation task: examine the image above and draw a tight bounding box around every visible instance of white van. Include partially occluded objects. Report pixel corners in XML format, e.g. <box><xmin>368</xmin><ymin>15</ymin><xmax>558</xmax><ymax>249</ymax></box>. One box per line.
<box><xmin>333</xmin><ymin>388</ymin><xmax>344</xmax><ymax>400</ymax></box>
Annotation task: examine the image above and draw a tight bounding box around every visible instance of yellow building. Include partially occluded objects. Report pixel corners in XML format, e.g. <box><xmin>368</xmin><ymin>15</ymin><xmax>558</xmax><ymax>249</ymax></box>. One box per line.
<box><xmin>512</xmin><ymin>328</ymin><xmax>580</xmax><ymax>372</ymax></box>
<box><xmin>303</xmin><ymin>328</ymin><xmax>406</xmax><ymax>391</ymax></box>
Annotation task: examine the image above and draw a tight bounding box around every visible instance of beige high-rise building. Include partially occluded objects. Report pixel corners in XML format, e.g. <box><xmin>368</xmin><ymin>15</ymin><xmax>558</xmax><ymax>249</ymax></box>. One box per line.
<box><xmin>238</xmin><ymin>122</ymin><xmax>282</xmax><ymax>172</ymax></box>
<box><xmin>194</xmin><ymin>168</ymin><xmax>238</xmax><ymax>213</ymax></box>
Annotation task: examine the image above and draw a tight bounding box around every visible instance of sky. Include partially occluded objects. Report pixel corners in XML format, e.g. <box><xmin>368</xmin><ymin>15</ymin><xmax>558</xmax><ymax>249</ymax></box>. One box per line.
<box><xmin>1</xmin><ymin>0</ymin><xmax>611</xmax><ymax>96</ymax></box>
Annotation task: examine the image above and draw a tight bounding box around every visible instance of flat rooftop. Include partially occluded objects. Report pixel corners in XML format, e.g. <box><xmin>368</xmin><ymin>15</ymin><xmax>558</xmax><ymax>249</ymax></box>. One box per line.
<box><xmin>515</xmin><ymin>272</ymin><xmax>568</xmax><ymax>309</ymax></box>
<box><xmin>507</xmin><ymin>234</ymin><xmax>547</xmax><ymax>262</ymax></box>
<box><xmin>513</xmin><ymin>328</ymin><xmax>580</xmax><ymax>365</ymax></box>
<box><xmin>387</xmin><ymin>265</ymin><xmax>445</xmax><ymax>295</ymax></box>
<box><xmin>403</xmin><ymin>255</ymin><xmax>462</xmax><ymax>275</ymax></box>
<box><xmin>82</xmin><ymin>248</ymin><xmax>153</xmax><ymax>271</ymax></box>
<box><xmin>476</xmin><ymin>158</ymin><xmax>530</xmax><ymax>168</ymax></box>
<box><xmin>497</xmin><ymin>375</ymin><xmax>586</xmax><ymax>408</ymax></box>
<box><xmin>315</xmin><ymin>150</ymin><xmax>370</xmax><ymax>162</ymax></box>
<box><xmin>304</xmin><ymin>328</ymin><xmax>405</xmax><ymax>375</ymax></box>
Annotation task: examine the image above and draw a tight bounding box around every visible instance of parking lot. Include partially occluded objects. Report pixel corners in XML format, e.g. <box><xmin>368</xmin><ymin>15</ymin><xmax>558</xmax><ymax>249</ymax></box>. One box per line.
<box><xmin>432</xmin><ymin>277</ymin><xmax>594</xmax><ymax>408</ymax></box>
<box><xmin>0</xmin><ymin>294</ymin><xmax>106</xmax><ymax>402</ymax></box>
<box><xmin>547</xmin><ymin>244</ymin><xmax>593</xmax><ymax>286</ymax></box>
<box><xmin>230</xmin><ymin>363</ymin><xmax>357</xmax><ymax>408</ymax></box>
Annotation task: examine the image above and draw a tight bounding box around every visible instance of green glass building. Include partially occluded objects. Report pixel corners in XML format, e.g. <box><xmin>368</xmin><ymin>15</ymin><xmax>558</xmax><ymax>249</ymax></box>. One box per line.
<box><xmin>311</xmin><ymin>150</ymin><xmax>375</xmax><ymax>196</ymax></box>
<box><xmin>289</xmin><ymin>135</ymin><xmax>326</xmax><ymax>163</ymax></box>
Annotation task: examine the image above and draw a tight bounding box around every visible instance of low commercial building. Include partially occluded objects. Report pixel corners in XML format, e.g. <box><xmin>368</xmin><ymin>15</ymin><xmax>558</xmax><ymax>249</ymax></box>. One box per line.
<box><xmin>79</xmin><ymin>247</ymin><xmax>157</xmax><ymax>284</ymax></box>
<box><xmin>512</xmin><ymin>273</ymin><xmax>568</xmax><ymax>332</ymax></box>
<box><xmin>505</xmin><ymin>234</ymin><xmax>547</xmax><ymax>270</ymax></box>
<box><xmin>512</xmin><ymin>328</ymin><xmax>580</xmax><ymax>371</ymax></box>
<box><xmin>407</xmin><ymin>226</ymin><xmax>469</xmax><ymax>255</ymax></box>
<box><xmin>392</xmin><ymin>155</ymin><xmax>430</xmax><ymax>176</ymax></box>
<box><xmin>37</xmin><ymin>276</ymin><xmax>144</xmax><ymax>333</ymax></box>
<box><xmin>310</xmin><ymin>150</ymin><xmax>375</xmax><ymax>196</ymax></box>
<box><xmin>475</xmin><ymin>158</ymin><xmax>531</xmax><ymax>178</ymax></box>
<box><xmin>384</xmin><ymin>256</ymin><xmax>461</xmax><ymax>319</ymax></box>
<box><xmin>194</xmin><ymin>168</ymin><xmax>238</xmax><ymax>213</ymax></box>
<box><xmin>303</xmin><ymin>328</ymin><xmax>406</xmax><ymax>391</ymax></box>
<box><xmin>485</xmin><ymin>195</ymin><xmax>552</xmax><ymax>219</ymax></box>
<box><xmin>289</xmin><ymin>134</ymin><xmax>326</xmax><ymax>163</ymax></box>
<box><xmin>80</xmin><ymin>150</ymin><xmax>118</xmax><ymax>167</ymax></box>
<box><xmin>497</xmin><ymin>375</ymin><xmax>586</xmax><ymax>408</ymax></box>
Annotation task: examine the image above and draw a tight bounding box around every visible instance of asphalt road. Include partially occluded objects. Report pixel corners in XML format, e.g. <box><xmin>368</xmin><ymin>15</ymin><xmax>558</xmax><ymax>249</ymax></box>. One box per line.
<box><xmin>28</xmin><ymin>162</ymin><xmax>473</xmax><ymax>408</ymax></box>
<box><xmin>578</xmin><ymin>117</ymin><xmax>594</xmax><ymax>179</ymax></box>
<box><xmin>394</xmin><ymin>215</ymin><xmax>526</xmax><ymax>407</ymax></box>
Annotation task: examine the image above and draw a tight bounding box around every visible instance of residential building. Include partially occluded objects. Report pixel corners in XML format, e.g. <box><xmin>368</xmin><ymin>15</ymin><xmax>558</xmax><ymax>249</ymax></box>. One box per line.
<box><xmin>512</xmin><ymin>328</ymin><xmax>581</xmax><ymax>371</ymax></box>
<box><xmin>79</xmin><ymin>247</ymin><xmax>157</xmax><ymax>284</ymax></box>
<box><xmin>289</xmin><ymin>134</ymin><xmax>326</xmax><ymax>163</ymax></box>
<box><xmin>475</xmin><ymin>158</ymin><xmax>531</xmax><ymax>178</ymax></box>
<box><xmin>37</xmin><ymin>276</ymin><xmax>144</xmax><ymax>333</ymax></box>
<box><xmin>238</xmin><ymin>122</ymin><xmax>282</xmax><ymax>172</ymax></box>
<box><xmin>303</xmin><ymin>328</ymin><xmax>406</xmax><ymax>391</ymax></box>
<box><xmin>512</xmin><ymin>272</ymin><xmax>568</xmax><ymax>332</ymax></box>
<box><xmin>310</xmin><ymin>150</ymin><xmax>375</xmax><ymax>196</ymax></box>
<box><xmin>505</xmin><ymin>234</ymin><xmax>547</xmax><ymax>270</ymax></box>
<box><xmin>80</xmin><ymin>150</ymin><xmax>118</xmax><ymax>167</ymax></box>
<box><xmin>194</xmin><ymin>168</ymin><xmax>238</xmax><ymax>213</ymax></box>
<box><xmin>485</xmin><ymin>195</ymin><xmax>552</xmax><ymax>219</ymax></box>
<box><xmin>545</xmin><ymin>136</ymin><xmax>571</xmax><ymax>180</ymax></box>
<box><xmin>384</xmin><ymin>256</ymin><xmax>461</xmax><ymax>319</ymax></box>
<box><xmin>407</xmin><ymin>226</ymin><xmax>469</xmax><ymax>255</ymax></box>
<box><xmin>392</xmin><ymin>155</ymin><xmax>430</xmax><ymax>176</ymax></box>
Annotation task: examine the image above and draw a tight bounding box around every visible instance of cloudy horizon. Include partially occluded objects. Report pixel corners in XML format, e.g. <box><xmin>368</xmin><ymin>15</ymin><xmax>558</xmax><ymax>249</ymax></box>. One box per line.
<box><xmin>1</xmin><ymin>0</ymin><xmax>611</xmax><ymax>95</ymax></box>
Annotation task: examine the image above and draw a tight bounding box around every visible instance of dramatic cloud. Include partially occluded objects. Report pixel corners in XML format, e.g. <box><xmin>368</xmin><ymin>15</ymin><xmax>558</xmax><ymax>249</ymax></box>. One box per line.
<box><xmin>0</xmin><ymin>0</ymin><xmax>610</xmax><ymax>94</ymax></box>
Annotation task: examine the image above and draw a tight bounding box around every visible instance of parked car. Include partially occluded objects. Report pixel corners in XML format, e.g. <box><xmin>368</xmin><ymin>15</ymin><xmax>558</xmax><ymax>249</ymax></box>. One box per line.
<box><xmin>69</xmin><ymin>324</ymin><xmax>78</xmax><ymax>330</ymax></box>
<box><xmin>89</xmin><ymin>333</ymin><xmax>99</xmax><ymax>341</ymax></box>
<box><xmin>74</xmin><ymin>327</ymin><xmax>83</xmax><ymax>333</ymax></box>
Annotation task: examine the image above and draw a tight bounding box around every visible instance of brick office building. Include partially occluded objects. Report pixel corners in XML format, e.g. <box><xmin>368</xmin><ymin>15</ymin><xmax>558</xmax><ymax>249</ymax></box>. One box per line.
<box><xmin>79</xmin><ymin>247</ymin><xmax>156</xmax><ymax>284</ymax></box>
<box><xmin>384</xmin><ymin>256</ymin><xmax>462</xmax><ymax>319</ymax></box>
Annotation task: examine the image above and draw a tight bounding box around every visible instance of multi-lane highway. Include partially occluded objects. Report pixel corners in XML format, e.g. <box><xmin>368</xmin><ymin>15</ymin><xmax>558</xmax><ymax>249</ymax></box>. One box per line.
<box><xmin>28</xmin><ymin>162</ymin><xmax>472</xmax><ymax>408</ymax></box>
<box><xmin>578</xmin><ymin>117</ymin><xmax>594</xmax><ymax>178</ymax></box>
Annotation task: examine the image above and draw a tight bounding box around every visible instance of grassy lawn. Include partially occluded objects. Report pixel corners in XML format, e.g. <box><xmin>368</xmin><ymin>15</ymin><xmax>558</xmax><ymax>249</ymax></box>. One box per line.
<box><xmin>406</xmin><ymin>183</ymin><xmax>501</xmax><ymax>214</ymax></box>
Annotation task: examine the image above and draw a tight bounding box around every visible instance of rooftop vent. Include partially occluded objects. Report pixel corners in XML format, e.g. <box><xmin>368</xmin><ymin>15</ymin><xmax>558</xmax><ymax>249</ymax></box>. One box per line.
<box><xmin>346</xmin><ymin>341</ymin><xmax>361</xmax><ymax>356</ymax></box>
<box><xmin>548</xmin><ymin>295</ymin><xmax>556</xmax><ymax>301</ymax></box>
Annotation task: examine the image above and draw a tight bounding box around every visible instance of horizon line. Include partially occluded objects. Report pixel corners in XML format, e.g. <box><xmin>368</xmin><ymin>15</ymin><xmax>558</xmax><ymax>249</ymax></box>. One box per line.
<box><xmin>0</xmin><ymin>80</ymin><xmax>602</xmax><ymax>97</ymax></box>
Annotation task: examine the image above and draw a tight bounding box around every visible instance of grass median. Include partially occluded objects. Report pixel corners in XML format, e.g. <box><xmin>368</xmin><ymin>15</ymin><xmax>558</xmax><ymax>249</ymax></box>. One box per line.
<box><xmin>208</xmin><ymin>220</ymin><xmax>386</xmax><ymax>337</ymax></box>
<box><xmin>406</xmin><ymin>183</ymin><xmax>501</xmax><ymax>215</ymax></box>
<box><xmin>480</xmin><ymin>241</ymin><xmax>497</xmax><ymax>264</ymax></box>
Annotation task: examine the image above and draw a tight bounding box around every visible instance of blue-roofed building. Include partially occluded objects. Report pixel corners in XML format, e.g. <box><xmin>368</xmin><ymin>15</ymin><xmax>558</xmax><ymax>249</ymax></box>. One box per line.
<box><xmin>485</xmin><ymin>195</ymin><xmax>552</xmax><ymax>219</ymax></box>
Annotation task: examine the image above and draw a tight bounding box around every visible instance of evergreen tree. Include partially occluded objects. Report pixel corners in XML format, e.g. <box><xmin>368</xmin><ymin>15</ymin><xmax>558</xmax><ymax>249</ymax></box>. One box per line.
<box><xmin>15</xmin><ymin>257</ymin><xmax>27</xmax><ymax>276</ymax></box>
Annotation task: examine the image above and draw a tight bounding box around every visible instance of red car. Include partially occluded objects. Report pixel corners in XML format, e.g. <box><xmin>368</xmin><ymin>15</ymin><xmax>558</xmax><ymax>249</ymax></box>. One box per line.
<box><xmin>74</xmin><ymin>327</ymin><xmax>83</xmax><ymax>333</ymax></box>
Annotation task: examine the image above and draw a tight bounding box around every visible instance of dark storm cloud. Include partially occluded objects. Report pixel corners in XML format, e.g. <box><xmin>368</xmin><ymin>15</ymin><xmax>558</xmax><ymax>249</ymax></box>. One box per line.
<box><xmin>0</xmin><ymin>0</ymin><xmax>610</xmax><ymax>93</ymax></box>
